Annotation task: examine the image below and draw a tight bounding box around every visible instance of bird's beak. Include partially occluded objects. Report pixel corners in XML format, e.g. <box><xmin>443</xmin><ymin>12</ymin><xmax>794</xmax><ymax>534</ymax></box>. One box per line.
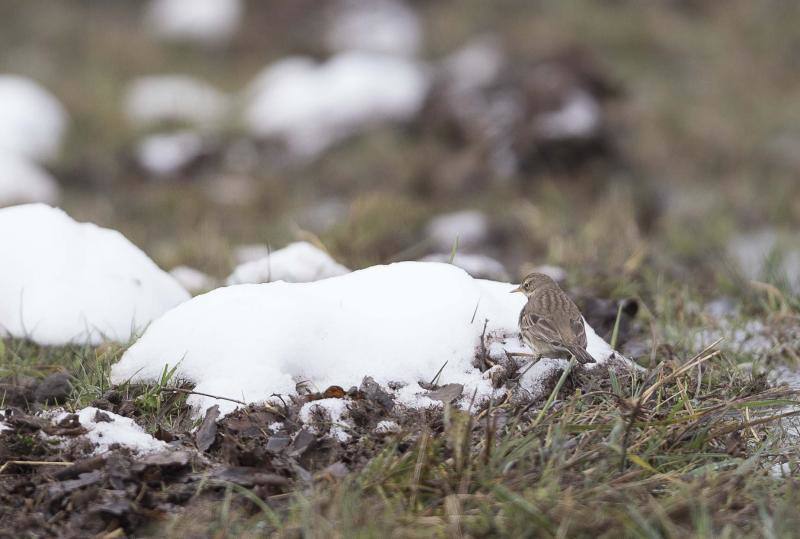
<box><xmin>510</xmin><ymin>286</ymin><xmax>522</xmax><ymax>294</ymax></box>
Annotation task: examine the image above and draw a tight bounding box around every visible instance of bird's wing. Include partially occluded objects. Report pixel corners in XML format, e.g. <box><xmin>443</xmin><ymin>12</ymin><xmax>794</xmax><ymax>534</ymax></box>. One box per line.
<box><xmin>520</xmin><ymin>311</ymin><xmax>566</xmax><ymax>350</ymax></box>
<box><xmin>570</xmin><ymin>312</ymin><xmax>588</xmax><ymax>349</ymax></box>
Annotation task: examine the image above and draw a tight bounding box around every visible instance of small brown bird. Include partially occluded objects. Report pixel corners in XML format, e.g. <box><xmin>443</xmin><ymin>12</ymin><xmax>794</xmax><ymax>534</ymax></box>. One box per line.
<box><xmin>511</xmin><ymin>272</ymin><xmax>595</xmax><ymax>364</ymax></box>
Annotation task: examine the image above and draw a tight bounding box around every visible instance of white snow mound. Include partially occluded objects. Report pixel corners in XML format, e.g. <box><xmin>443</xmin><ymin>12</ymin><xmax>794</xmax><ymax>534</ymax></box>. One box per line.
<box><xmin>0</xmin><ymin>151</ymin><xmax>60</xmax><ymax>207</ymax></box>
<box><xmin>145</xmin><ymin>0</ymin><xmax>243</xmax><ymax>46</ymax></box>
<box><xmin>111</xmin><ymin>262</ymin><xmax>615</xmax><ymax>415</ymax></box>
<box><xmin>0</xmin><ymin>204</ymin><xmax>190</xmax><ymax>345</ymax></box>
<box><xmin>244</xmin><ymin>51</ymin><xmax>429</xmax><ymax>158</ymax></box>
<box><xmin>226</xmin><ymin>241</ymin><xmax>350</xmax><ymax>285</ymax></box>
<box><xmin>0</xmin><ymin>75</ymin><xmax>68</xmax><ymax>163</ymax></box>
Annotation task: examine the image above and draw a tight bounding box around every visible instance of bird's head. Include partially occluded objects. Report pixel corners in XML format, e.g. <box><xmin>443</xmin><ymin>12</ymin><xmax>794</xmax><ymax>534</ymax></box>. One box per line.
<box><xmin>510</xmin><ymin>272</ymin><xmax>558</xmax><ymax>297</ymax></box>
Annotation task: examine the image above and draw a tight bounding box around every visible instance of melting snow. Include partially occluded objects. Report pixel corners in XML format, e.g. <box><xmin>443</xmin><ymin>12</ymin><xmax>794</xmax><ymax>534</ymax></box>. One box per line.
<box><xmin>420</xmin><ymin>253</ymin><xmax>509</xmax><ymax>281</ymax></box>
<box><xmin>298</xmin><ymin>398</ymin><xmax>352</xmax><ymax>442</ymax></box>
<box><xmin>426</xmin><ymin>210</ymin><xmax>490</xmax><ymax>252</ymax></box>
<box><xmin>169</xmin><ymin>266</ymin><xmax>217</xmax><ymax>294</ymax></box>
<box><xmin>0</xmin><ymin>204</ymin><xmax>189</xmax><ymax>345</ymax></box>
<box><xmin>243</xmin><ymin>52</ymin><xmax>429</xmax><ymax>159</ymax></box>
<box><xmin>0</xmin><ymin>151</ymin><xmax>60</xmax><ymax>207</ymax></box>
<box><xmin>136</xmin><ymin>131</ymin><xmax>204</xmax><ymax>177</ymax></box>
<box><xmin>0</xmin><ymin>75</ymin><xmax>68</xmax><ymax>163</ymax></box>
<box><xmin>226</xmin><ymin>241</ymin><xmax>350</xmax><ymax>285</ymax></box>
<box><xmin>125</xmin><ymin>75</ymin><xmax>230</xmax><ymax>128</ymax></box>
<box><xmin>325</xmin><ymin>0</ymin><xmax>422</xmax><ymax>57</ymax></box>
<box><xmin>145</xmin><ymin>0</ymin><xmax>243</xmax><ymax>46</ymax></box>
<box><xmin>536</xmin><ymin>90</ymin><xmax>601</xmax><ymax>140</ymax></box>
<box><xmin>58</xmin><ymin>407</ymin><xmax>168</xmax><ymax>455</ymax></box>
<box><xmin>111</xmin><ymin>262</ymin><xmax>620</xmax><ymax>416</ymax></box>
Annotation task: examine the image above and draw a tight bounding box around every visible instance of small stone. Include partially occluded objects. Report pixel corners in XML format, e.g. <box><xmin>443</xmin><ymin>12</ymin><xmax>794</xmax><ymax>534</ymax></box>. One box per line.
<box><xmin>34</xmin><ymin>372</ymin><xmax>73</xmax><ymax>404</ymax></box>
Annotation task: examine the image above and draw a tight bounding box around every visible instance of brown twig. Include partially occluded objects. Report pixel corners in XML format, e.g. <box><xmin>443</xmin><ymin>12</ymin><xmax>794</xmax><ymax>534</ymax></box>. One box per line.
<box><xmin>159</xmin><ymin>387</ymin><xmax>246</xmax><ymax>405</ymax></box>
<box><xmin>0</xmin><ymin>460</ymin><xmax>72</xmax><ymax>474</ymax></box>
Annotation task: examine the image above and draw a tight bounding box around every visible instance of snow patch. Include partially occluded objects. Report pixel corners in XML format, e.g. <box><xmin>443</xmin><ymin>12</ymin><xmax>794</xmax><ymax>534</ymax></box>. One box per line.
<box><xmin>298</xmin><ymin>398</ymin><xmax>352</xmax><ymax>442</ymax></box>
<box><xmin>0</xmin><ymin>151</ymin><xmax>60</xmax><ymax>207</ymax></box>
<box><xmin>442</xmin><ymin>36</ymin><xmax>505</xmax><ymax>93</ymax></box>
<box><xmin>145</xmin><ymin>0</ymin><xmax>243</xmax><ymax>46</ymax></box>
<box><xmin>0</xmin><ymin>75</ymin><xmax>68</xmax><ymax>163</ymax></box>
<box><xmin>536</xmin><ymin>90</ymin><xmax>601</xmax><ymax>140</ymax></box>
<box><xmin>420</xmin><ymin>253</ymin><xmax>509</xmax><ymax>281</ymax></box>
<box><xmin>0</xmin><ymin>204</ymin><xmax>190</xmax><ymax>345</ymax></box>
<box><xmin>244</xmin><ymin>52</ymin><xmax>429</xmax><ymax>159</ymax></box>
<box><xmin>226</xmin><ymin>241</ymin><xmax>350</xmax><ymax>285</ymax></box>
<box><xmin>60</xmin><ymin>407</ymin><xmax>167</xmax><ymax>455</ymax></box>
<box><xmin>727</xmin><ymin>230</ymin><xmax>800</xmax><ymax>291</ymax></box>
<box><xmin>426</xmin><ymin>210</ymin><xmax>490</xmax><ymax>252</ymax></box>
<box><xmin>136</xmin><ymin>131</ymin><xmax>204</xmax><ymax>177</ymax></box>
<box><xmin>326</xmin><ymin>0</ymin><xmax>422</xmax><ymax>57</ymax></box>
<box><xmin>170</xmin><ymin>266</ymin><xmax>217</xmax><ymax>294</ymax></box>
<box><xmin>111</xmin><ymin>262</ymin><xmax>619</xmax><ymax>416</ymax></box>
<box><xmin>125</xmin><ymin>75</ymin><xmax>230</xmax><ymax>128</ymax></box>
<box><xmin>692</xmin><ymin>319</ymin><xmax>773</xmax><ymax>356</ymax></box>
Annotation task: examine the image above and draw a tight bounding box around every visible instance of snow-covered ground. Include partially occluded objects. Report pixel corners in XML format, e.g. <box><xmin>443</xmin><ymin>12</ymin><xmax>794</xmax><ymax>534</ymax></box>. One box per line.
<box><xmin>124</xmin><ymin>75</ymin><xmax>230</xmax><ymax>128</ymax></box>
<box><xmin>226</xmin><ymin>241</ymin><xmax>350</xmax><ymax>285</ymax></box>
<box><xmin>0</xmin><ymin>151</ymin><xmax>61</xmax><ymax>207</ymax></box>
<box><xmin>0</xmin><ymin>204</ymin><xmax>189</xmax><ymax>346</ymax></box>
<box><xmin>144</xmin><ymin>0</ymin><xmax>243</xmax><ymax>46</ymax></box>
<box><xmin>111</xmin><ymin>262</ymin><xmax>620</xmax><ymax>415</ymax></box>
<box><xmin>243</xmin><ymin>52</ymin><xmax>430</xmax><ymax>159</ymax></box>
<box><xmin>0</xmin><ymin>75</ymin><xmax>68</xmax><ymax>163</ymax></box>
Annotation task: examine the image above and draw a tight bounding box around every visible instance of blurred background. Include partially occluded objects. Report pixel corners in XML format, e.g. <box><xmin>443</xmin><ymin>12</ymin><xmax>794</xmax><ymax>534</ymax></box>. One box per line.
<box><xmin>2</xmin><ymin>0</ymin><xmax>799</xmax><ymax>302</ymax></box>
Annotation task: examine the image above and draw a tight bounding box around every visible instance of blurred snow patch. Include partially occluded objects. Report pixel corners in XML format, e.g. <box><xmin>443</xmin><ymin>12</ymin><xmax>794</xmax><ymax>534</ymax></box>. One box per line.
<box><xmin>170</xmin><ymin>266</ymin><xmax>217</xmax><ymax>294</ymax></box>
<box><xmin>145</xmin><ymin>0</ymin><xmax>243</xmax><ymax>46</ymax></box>
<box><xmin>233</xmin><ymin>244</ymin><xmax>271</xmax><ymax>264</ymax></box>
<box><xmin>536</xmin><ymin>90</ymin><xmax>601</xmax><ymax>140</ymax></box>
<box><xmin>0</xmin><ymin>75</ymin><xmax>68</xmax><ymax>163</ymax></box>
<box><xmin>0</xmin><ymin>151</ymin><xmax>60</xmax><ymax>207</ymax></box>
<box><xmin>326</xmin><ymin>0</ymin><xmax>422</xmax><ymax>57</ymax></box>
<box><xmin>57</xmin><ymin>407</ymin><xmax>168</xmax><ymax>455</ymax></box>
<box><xmin>693</xmin><ymin>319</ymin><xmax>773</xmax><ymax>356</ymax></box>
<box><xmin>426</xmin><ymin>210</ymin><xmax>490</xmax><ymax>251</ymax></box>
<box><xmin>136</xmin><ymin>131</ymin><xmax>204</xmax><ymax>177</ymax></box>
<box><xmin>727</xmin><ymin>229</ymin><xmax>800</xmax><ymax>291</ymax></box>
<box><xmin>420</xmin><ymin>253</ymin><xmax>509</xmax><ymax>281</ymax></box>
<box><xmin>111</xmin><ymin>262</ymin><xmax>622</xmax><ymax>416</ymax></box>
<box><xmin>0</xmin><ymin>204</ymin><xmax>189</xmax><ymax>345</ymax></box>
<box><xmin>125</xmin><ymin>75</ymin><xmax>230</xmax><ymax>128</ymax></box>
<box><xmin>226</xmin><ymin>241</ymin><xmax>350</xmax><ymax>285</ymax></box>
<box><xmin>443</xmin><ymin>36</ymin><xmax>505</xmax><ymax>92</ymax></box>
<box><xmin>244</xmin><ymin>52</ymin><xmax>429</xmax><ymax>159</ymax></box>
<box><xmin>522</xmin><ymin>264</ymin><xmax>567</xmax><ymax>283</ymax></box>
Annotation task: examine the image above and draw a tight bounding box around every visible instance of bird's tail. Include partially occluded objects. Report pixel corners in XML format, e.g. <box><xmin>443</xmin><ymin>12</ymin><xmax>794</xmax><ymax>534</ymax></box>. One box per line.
<box><xmin>568</xmin><ymin>346</ymin><xmax>595</xmax><ymax>365</ymax></box>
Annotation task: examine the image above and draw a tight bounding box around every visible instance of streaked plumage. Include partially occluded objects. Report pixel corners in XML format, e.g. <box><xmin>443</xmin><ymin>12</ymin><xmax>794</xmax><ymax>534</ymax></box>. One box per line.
<box><xmin>511</xmin><ymin>272</ymin><xmax>595</xmax><ymax>364</ymax></box>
